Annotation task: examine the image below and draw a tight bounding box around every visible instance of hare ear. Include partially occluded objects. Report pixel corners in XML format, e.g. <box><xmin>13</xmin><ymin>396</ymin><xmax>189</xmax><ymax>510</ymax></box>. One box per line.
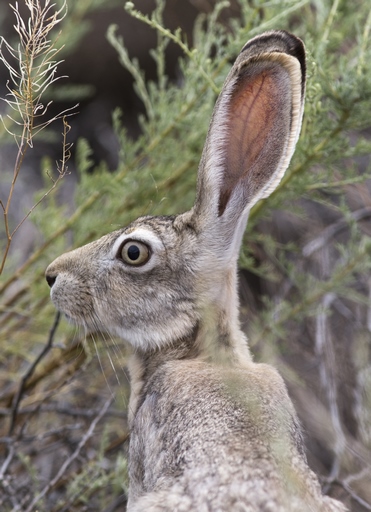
<box><xmin>192</xmin><ymin>30</ymin><xmax>305</xmax><ymax>249</ymax></box>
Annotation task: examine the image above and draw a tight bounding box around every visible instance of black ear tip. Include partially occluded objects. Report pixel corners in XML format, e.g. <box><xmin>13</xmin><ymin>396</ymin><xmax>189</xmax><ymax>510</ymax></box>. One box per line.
<box><xmin>276</xmin><ymin>30</ymin><xmax>306</xmax><ymax>75</ymax></box>
<box><xmin>241</xmin><ymin>30</ymin><xmax>306</xmax><ymax>80</ymax></box>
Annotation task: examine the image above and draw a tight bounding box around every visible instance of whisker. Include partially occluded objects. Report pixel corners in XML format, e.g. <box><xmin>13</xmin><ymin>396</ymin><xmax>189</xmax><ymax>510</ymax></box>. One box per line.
<box><xmin>88</xmin><ymin>319</ymin><xmax>116</xmax><ymax>398</ymax></box>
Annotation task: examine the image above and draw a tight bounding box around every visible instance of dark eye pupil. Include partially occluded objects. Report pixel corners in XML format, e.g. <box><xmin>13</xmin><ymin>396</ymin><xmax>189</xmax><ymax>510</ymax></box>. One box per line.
<box><xmin>127</xmin><ymin>245</ymin><xmax>140</xmax><ymax>260</ymax></box>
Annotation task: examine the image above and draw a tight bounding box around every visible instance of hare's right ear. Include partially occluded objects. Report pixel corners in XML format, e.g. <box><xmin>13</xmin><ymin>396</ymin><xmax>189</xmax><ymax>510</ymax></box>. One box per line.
<box><xmin>191</xmin><ymin>30</ymin><xmax>306</xmax><ymax>255</ymax></box>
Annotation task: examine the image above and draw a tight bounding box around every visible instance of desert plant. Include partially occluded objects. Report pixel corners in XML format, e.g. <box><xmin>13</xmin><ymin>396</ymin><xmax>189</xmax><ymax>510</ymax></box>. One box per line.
<box><xmin>0</xmin><ymin>0</ymin><xmax>75</xmax><ymax>274</ymax></box>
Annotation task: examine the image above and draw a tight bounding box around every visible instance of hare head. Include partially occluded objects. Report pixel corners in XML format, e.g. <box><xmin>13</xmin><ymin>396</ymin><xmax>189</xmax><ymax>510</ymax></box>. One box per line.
<box><xmin>46</xmin><ymin>30</ymin><xmax>305</xmax><ymax>363</ymax></box>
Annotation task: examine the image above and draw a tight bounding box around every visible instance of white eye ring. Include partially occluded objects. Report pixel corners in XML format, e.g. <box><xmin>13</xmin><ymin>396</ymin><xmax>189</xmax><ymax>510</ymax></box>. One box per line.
<box><xmin>118</xmin><ymin>240</ymin><xmax>150</xmax><ymax>266</ymax></box>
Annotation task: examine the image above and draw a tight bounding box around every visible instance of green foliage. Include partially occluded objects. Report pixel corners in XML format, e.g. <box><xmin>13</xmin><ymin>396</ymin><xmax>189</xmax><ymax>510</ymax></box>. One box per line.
<box><xmin>1</xmin><ymin>0</ymin><xmax>371</xmax><ymax>510</ymax></box>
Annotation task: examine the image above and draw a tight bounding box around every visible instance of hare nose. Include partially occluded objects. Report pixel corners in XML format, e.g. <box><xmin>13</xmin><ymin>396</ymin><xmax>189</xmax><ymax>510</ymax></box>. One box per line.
<box><xmin>46</xmin><ymin>273</ymin><xmax>57</xmax><ymax>288</ymax></box>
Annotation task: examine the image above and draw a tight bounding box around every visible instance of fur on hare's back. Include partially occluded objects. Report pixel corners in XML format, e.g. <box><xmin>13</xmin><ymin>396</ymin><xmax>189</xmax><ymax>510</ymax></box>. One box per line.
<box><xmin>46</xmin><ymin>30</ymin><xmax>347</xmax><ymax>511</ymax></box>
<box><xmin>129</xmin><ymin>359</ymin><xmax>344</xmax><ymax>512</ymax></box>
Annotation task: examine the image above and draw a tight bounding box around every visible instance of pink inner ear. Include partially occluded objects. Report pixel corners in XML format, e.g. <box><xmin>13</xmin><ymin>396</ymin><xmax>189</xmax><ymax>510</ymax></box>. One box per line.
<box><xmin>218</xmin><ymin>63</ymin><xmax>291</xmax><ymax>216</ymax></box>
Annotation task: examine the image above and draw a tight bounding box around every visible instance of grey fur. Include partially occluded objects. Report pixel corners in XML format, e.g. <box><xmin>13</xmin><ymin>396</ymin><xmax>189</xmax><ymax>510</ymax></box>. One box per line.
<box><xmin>46</xmin><ymin>31</ymin><xmax>346</xmax><ymax>511</ymax></box>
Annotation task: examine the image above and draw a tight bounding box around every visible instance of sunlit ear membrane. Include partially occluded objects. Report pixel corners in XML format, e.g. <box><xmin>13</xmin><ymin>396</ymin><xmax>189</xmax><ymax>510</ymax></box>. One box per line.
<box><xmin>193</xmin><ymin>31</ymin><xmax>305</xmax><ymax>233</ymax></box>
<box><xmin>219</xmin><ymin>58</ymin><xmax>294</xmax><ymax>215</ymax></box>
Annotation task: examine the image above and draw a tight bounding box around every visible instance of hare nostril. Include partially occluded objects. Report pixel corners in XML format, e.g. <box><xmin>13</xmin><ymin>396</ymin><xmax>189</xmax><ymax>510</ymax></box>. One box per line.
<box><xmin>46</xmin><ymin>274</ymin><xmax>57</xmax><ymax>288</ymax></box>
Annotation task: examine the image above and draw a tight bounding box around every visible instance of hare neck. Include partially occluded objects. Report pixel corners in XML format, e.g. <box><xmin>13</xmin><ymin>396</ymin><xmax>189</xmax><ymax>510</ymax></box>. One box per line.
<box><xmin>127</xmin><ymin>325</ymin><xmax>200</xmax><ymax>426</ymax></box>
<box><xmin>127</xmin><ymin>301</ymin><xmax>252</xmax><ymax>426</ymax></box>
<box><xmin>198</xmin><ymin>261</ymin><xmax>252</xmax><ymax>365</ymax></box>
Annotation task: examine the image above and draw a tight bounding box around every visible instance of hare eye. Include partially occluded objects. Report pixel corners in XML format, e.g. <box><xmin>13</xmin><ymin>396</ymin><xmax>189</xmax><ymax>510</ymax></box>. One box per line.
<box><xmin>119</xmin><ymin>241</ymin><xmax>150</xmax><ymax>266</ymax></box>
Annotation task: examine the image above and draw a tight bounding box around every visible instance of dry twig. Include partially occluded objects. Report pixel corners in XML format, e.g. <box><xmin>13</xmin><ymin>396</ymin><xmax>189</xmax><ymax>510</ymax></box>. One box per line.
<box><xmin>0</xmin><ymin>0</ymin><xmax>75</xmax><ymax>274</ymax></box>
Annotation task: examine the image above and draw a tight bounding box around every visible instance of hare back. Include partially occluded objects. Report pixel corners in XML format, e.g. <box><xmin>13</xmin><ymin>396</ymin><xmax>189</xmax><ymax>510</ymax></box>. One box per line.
<box><xmin>128</xmin><ymin>359</ymin><xmax>345</xmax><ymax>512</ymax></box>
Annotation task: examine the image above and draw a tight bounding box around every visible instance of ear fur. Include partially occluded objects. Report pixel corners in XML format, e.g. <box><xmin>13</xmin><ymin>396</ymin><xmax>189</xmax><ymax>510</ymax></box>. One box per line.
<box><xmin>191</xmin><ymin>30</ymin><xmax>306</xmax><ymax>253</ymax></box>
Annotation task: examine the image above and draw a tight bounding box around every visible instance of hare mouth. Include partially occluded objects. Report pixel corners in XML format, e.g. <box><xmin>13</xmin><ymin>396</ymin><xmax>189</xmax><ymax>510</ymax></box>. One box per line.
<box><xmin>63</xmin><ymin>313</ymin><xmax>76</xmax><ymax>323</ymax></box>
<box><xmin>63</xmin><ymin>311</ymin><xmax>97</xmax><ymax>333</ymax></box>
<box><xmin>59</xmin><ymin>311</ymin><xmax>82</xmax><ymax>325</ymax></box>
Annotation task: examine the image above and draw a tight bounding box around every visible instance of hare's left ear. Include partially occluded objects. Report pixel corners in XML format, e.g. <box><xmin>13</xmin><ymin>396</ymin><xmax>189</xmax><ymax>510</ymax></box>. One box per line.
<box><xmin>191</xmin><ymin>30</ymin><xmax>306</xmax><ymax>250</ymax></box>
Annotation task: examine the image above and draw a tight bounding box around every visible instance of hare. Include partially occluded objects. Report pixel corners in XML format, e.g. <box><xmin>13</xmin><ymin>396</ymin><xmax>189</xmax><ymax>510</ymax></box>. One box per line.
<box><xmin>46</xmin><ymin>31</ymin><xmax>346</xmax><ymax>511</ymax></box>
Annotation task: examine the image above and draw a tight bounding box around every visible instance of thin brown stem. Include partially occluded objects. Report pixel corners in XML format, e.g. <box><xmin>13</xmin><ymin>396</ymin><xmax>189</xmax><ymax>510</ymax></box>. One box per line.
<box><xmin>8</xmin><ymin>311</ymin><xmax>61</xmax><ymax>436</ymax></box>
